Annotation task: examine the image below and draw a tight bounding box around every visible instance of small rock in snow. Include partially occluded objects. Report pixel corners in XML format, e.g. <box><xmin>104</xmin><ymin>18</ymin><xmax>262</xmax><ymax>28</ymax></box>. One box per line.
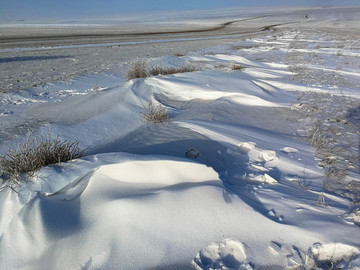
<box><xmin>185</xmin><ymin>148</ymin><xmax>200</xmax><ymax>159</ymax></box>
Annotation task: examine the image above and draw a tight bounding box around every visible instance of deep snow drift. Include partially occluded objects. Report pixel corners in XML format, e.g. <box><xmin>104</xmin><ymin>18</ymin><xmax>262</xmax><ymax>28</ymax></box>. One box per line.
<box><xmin>0</xmin><ymin>6</ymin><xmax>359</xmax><ymax>270</ymax></box>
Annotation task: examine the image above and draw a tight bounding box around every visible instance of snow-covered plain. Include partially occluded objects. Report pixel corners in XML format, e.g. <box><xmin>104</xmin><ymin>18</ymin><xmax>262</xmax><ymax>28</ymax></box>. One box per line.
<box><xmin>0</xmin><ymin>6</ymin><xmax>360</xmax><ymax>270</ymax></box>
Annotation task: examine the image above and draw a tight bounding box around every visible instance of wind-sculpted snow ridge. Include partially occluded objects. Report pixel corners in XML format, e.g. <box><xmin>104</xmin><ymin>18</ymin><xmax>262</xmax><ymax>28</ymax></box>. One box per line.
<box><xmin>1</xmin><ymin>6</ymin><xmax>360</xmax><ymax>270</ymax></box>
<box><xmin>1</xmin><ymin>153</ymin><xmax>359</xmax><ymax>269</ymax></box>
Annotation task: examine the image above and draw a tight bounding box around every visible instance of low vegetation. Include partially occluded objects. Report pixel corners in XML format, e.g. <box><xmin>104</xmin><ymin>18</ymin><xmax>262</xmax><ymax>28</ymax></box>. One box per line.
<box><xmin>149</xmin><ymin>66</ymin><xmax>197</xmax><ymax>76</ymax></box>
<box><xmin>141</xmin><ymin>100</ymin><xmax>169</xmax><ymax>123</ymax></box>
<box><xmin>127</xmin><ymin>60</ymin><xmax>148</xmax><ymax>80</ymax></box>
<box><xmin>127</xmin><ymin>60</ymin><xmax>197</xmax><ymax>80</ymax></box>
<box><xmin>173</xmin><ymin>52</ymin><xmax>185</xmax><ymax>57</ymax></box>
<box><xmin>231</xmin><ymin>64</ymin><xmax>245</xmax><ymax>71</ymax></box>
<box><xmin>0</xmin><ymin>132</ymin><xmax>85</xmax><ymax>183</ymax></box>
<box><xmin>294</xmin><ymin>91</ymin><xmax>360</xmax><ymax>200</ymax></box>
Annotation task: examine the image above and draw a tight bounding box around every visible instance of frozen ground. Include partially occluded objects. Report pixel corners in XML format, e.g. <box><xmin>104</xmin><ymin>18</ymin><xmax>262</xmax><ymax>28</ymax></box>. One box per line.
<box><xmin>0</xmin><ymin>6</ymin><xmax>360</xmax><ymax>270</ymax></box>
<box><xmin>0</xmin><ymin>6</ymin><xmax>326</xmax><ymax>93</ymax></box>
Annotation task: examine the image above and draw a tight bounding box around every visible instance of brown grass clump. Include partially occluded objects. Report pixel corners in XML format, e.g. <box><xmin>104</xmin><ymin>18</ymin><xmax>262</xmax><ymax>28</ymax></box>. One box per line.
<box><xmin>231</xmin><ymin>64</ymin><xmax>245</xmax><ymax>71</ymax></box>
<box><xmin>142</xmin><ymin>100</ymin><xmax>169</xmax><ymax>123</ymax></box>
<box><xmin>0</xmin><ymin>132</ymin><xmax>85</xmax><ymax>182</ymax></box>
<box><xmin>148</xmin><ymin>66</ymin><xmax>197</xmax><ymax>76</ymax></box>
<box><xmin>173</xmin><ymin>52</ymin><xmax>185</xmax><ymax>57</ymax></box>
<box><xmin>127</xmin><ymin>60</ymin><xmax>148</xmax><ymax>80</ymax></box>
<box><xmin>127</xmin><ymin>60</ymin><xmax>197</xmax><ymax>80</ymax></box>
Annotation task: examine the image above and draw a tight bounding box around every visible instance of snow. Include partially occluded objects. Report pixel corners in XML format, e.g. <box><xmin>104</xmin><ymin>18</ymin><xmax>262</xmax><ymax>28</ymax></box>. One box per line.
<box><xmin>1</xmin><ymin>6</ymin><xmax>360</xmax><ymax>270</ymax></box>
<box><xmin>311</xmin><ymin>243</ymin><xmax>360</xmax><ymax>265</ymax></box>
<box><xmin>192</xmin><ymin>239</ymin><xmax>249</xmax><ymax>270</ymax></box>
<box><xmin>258</xmin><ymin>150</ymin><xmax>277</xmax><ymax>162</ymax></box>
<box><xmin>281</xmin><ymin>147</ymin><xmax>299</xmax><ymax>154</ymax></box>
<box><xmin>238</xmin><ymin>142</ymin><xmax>256</xmax><ymax>154</ymax></box>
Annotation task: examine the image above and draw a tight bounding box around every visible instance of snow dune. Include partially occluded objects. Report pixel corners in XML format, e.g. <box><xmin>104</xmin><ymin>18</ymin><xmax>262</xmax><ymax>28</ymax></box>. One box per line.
<box><xmin>2</xmin><ymin>153</ymin><xmax>358</xmax><ymax>269</ymax></box>
<box><xmin>1</xmin><ymin>52</ymin><xmax>359</xmax><ymax>269</ymax></box>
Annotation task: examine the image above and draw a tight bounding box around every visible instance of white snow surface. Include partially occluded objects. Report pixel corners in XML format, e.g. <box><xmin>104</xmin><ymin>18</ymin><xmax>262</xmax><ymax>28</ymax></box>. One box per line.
<box><xmin>1</xmin><ymin>6</ymin><xmax>360</xmax><ymax>270</ymax></box>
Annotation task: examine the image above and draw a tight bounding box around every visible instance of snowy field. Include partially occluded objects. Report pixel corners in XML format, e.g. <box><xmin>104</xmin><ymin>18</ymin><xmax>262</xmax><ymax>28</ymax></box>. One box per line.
<box><xmin>0</xmin><ymin>6</ymin><xmax>360</xmax><ymax>270</ymax></box>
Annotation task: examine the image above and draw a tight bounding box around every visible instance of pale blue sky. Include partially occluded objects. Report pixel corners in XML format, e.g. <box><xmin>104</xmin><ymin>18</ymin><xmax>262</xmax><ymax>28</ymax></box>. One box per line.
<box><xmin>1</xmin><ymin>0</ymin><xmax>359</xmax><ymax>22</ymax></box>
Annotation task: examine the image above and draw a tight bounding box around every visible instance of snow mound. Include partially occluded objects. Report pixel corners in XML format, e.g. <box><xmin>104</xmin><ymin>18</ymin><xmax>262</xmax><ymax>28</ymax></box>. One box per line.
<box><xmin>96</xmin><ymin>159</ymin><xmax>218</xmax><ymax>185</ymax></box>
<box><xmin>238</xmin><ymin>142</ymin><xmax>256</xmax><ymax>154</ymax></box>
<box><xmin>281</xmin><ymin>147</ymin><xmax>298</xmax><ymax>154</ymax></box>
<box><xmin>0</xmin><ymin>154</ymin><xmax>224</xmax><ymax>270</ymax></box>
<box><xmin>192</xmin><ymin>239</ymin><xmax>252</xmax><ymax>270</ymax></box>
<box><xmin>310</xmin><ymin>243</ymin><xmax>360</xmax><ymax>266</ymax></box>
<box><xmin>258</xmin><ymin>150</ymin><xmax>276</xmax><ymax>162</ymax></box>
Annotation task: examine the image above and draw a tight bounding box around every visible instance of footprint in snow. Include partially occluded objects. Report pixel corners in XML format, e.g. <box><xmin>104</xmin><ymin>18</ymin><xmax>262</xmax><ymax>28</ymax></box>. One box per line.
<box><xmin>268</xmin><ymin>209</ymin><xmax>284</xmax><ymax>222</ymax></box>
<box><xmin>269</xmin><ymin>241</ymin><xmax>282</xmax><ymax>254</ymax></box>
<box><xmin>286</xmin><ymin>245</ymin><xmax>306</xmax><ymax>268</ymax></box>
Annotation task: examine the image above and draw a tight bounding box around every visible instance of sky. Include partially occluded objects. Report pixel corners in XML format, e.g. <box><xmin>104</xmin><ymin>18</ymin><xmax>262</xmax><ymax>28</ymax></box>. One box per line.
<box><xmin>1</xmin><ymin>0</ymin><xmax>360</xmax><ymax>22</ymax></box>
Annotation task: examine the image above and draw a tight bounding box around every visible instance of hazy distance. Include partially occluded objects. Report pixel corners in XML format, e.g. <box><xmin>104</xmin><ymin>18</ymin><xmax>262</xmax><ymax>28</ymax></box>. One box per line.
<box><xmin>1</xmin><ymin>0</ymin><xmax>360</xmax><ymax>23</ymax></box>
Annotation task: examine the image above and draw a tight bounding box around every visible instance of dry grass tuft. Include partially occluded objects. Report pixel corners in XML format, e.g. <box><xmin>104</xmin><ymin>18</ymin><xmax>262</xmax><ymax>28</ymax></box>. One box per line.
<box><xmin>127</xmin><ymin>60</ymin><xmax>197</xmax><ymax>80</ymax></box>
<box><xmin>173</xmin><ymin>52</ymin><xmax>185</xmax><ymax>57</ymax></box>
<box><xmin>148</xmin><ymin>66</ymin><xmax>197</xmax><ymax>76</ymax></box>
<box><xmin>0</xmin><ymin>132</ymin><xmax>85</xmax><ymax>183</ymax></box>
<box><xmin>127</xmin><ymin>60</ymin><xmax>148</xmax><ymax>80</ymax></box>
<box><xmin>142</xmin><ymin>100</ymin><xmax>169</xmax><ymax>123</ymax></box>
<box><xmin>231</xmin><ymin>64</ymin><xmax>245</xmax><ymax>71</ymax></box>
<box><xmin>294</xmin><ymin>91</ymin><xmax>360</xmax><ymax>200</ymax></box>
